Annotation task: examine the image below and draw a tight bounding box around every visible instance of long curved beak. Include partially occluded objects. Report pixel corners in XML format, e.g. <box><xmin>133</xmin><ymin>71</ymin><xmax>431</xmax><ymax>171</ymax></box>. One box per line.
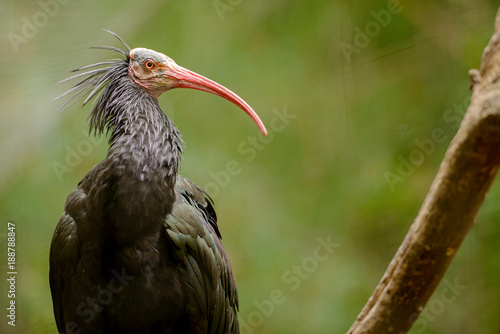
<box><xmin>167</xmin><ymin>65</ymin><xmax>268</xmax><ymax>136</ymax></box>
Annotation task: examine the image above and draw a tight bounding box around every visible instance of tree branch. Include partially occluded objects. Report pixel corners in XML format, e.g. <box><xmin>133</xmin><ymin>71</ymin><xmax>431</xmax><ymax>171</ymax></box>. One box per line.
<box><xmin>347</xmin><ymin>7</ymin><xmax>500</xmax><ymax>334</ymax></box>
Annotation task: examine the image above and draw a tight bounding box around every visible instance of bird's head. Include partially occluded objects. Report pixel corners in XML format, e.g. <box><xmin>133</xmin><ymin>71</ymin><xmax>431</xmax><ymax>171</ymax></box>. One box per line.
<box><xmin>128</xmin><ymin>48</ymin><xmax>178</xmax><ymax>97</ymax></box>
<box><xmin>128</xmin><ymin>47</ymin><xmax>267</xmax><ymax>136</ymax></box>
<box><xmin>57</xmin><ymin>31</ymin><xmax>267</xmax><ymax>137</ymax></box>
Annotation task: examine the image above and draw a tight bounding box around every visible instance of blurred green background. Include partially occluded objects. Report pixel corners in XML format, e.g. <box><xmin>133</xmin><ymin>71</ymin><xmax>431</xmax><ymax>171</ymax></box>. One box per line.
<box><xmin>1</xmin><ymin>0</ymin><xmax>499</xmax><ymax>333</ymax></box>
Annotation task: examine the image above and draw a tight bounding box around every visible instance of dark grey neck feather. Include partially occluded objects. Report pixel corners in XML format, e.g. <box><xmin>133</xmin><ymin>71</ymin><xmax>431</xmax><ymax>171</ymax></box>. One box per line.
<box><xmin>103</xmin><ymin>74</ymin><xmax>184</xmax><ymax>177</ymax></box>
<box><xmin>104</xmin><ymin>81</ymin><xmax>183</xmax><ymax>245</ymax></box>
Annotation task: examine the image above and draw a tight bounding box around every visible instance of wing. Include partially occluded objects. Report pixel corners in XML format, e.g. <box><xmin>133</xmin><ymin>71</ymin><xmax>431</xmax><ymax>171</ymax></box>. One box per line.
<box><xmin>49</xmin><ymin>163</ymin><xmax>106</xmax><ymax>333</ymax></box>
<box><xmin>165</xmin><ymin>175</ymin><xmax>239</xmax><ymax>333</ymax></box>
<box><xmin>49</xmin><ymin>187</ymin><xmax>84</xmax><ymax>332</ymax></box>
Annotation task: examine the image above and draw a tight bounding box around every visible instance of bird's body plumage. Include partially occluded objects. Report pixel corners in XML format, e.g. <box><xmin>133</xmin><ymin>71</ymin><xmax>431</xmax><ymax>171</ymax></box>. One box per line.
<box><xmin>49</xmin><ymin>32</ymin><xmax>247</xmax><ymax>333</ymax></box>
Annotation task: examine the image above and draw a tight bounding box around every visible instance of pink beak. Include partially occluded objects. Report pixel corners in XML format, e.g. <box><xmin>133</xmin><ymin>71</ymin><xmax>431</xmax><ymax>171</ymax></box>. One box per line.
<box><xmin>167</xmin><ymin>66</ymin><xmax>268</xmax><ymax>136</ymax></box>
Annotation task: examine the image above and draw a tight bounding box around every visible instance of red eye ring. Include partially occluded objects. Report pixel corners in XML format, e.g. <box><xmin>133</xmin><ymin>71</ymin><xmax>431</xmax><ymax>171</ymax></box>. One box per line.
<box><xmin>144</xmin><ymin>60</ymin><xmax>155</xmax><ymax>69</ymax></box>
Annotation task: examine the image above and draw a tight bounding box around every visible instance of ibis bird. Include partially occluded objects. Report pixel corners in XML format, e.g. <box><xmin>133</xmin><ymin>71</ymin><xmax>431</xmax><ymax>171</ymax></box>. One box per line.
<box><xmin>49</xmin><ymin>31</ymin><xmax>267</xmax><ymax>334</ymax></box>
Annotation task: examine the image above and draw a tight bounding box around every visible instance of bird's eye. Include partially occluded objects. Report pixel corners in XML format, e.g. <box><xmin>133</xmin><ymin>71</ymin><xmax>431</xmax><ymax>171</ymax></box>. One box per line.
<box><xmin>144</xmin><ymin>60</ymin><xmax>155</xmax><ymax>69</ymax></box>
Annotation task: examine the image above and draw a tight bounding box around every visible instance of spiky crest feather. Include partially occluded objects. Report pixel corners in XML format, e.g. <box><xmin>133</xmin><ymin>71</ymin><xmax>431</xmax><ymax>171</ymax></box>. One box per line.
<box><xmin>55</xmin><ymin>30</ymin><xmax>133</xmax><ymax>138</ymax></box>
